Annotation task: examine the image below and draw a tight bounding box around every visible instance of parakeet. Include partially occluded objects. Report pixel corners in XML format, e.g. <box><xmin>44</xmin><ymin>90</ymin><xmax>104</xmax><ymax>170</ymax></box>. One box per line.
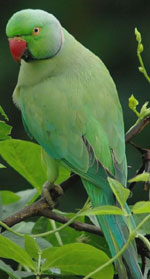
<box><xmin>6</xmin><ymin>9</ymin><xmax>143</xmax><ymax>278</ymax></box>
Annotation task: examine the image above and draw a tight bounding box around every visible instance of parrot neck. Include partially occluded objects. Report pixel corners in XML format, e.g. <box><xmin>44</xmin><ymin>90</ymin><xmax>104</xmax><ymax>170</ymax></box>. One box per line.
<box><xmin>17</xmin><ymin>28</ymin><xmax>86</xmax><ymax>88</ymax></box>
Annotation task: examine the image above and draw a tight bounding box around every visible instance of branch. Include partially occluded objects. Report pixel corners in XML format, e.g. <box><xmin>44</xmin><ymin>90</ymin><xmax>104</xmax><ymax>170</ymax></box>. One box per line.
<box><xmin>125</xmin><ymin>116</ymin><xmax>150</xmax><ymax>143</ymax></box>
<box><xmin>2</xmin><ymin>115</ymin><xmax>150</xmax><ymax>229</ymax></box>
<box><xmin>38</xmin><ymin>209</ymin><xmax>103</xmax><ymax>236</ymax></box>
<box><xmin>2</xmin><ymin>174</ymin><xmax>78</xmax><ymax>226</ymax></box>
<box><xmin>2</xmin><ymin>117</ymin><xmax>150</xmax><ymax>258</ymax></box>
<box><xmin>29</xmin><ymin>275</ymin><xmax>84</xmax><ymax>279</ymax></box>
<box><xmin>40</xmin><ymin>276</ymin><xmax>84</xmax><ymax>279</ymax></box>
<box><xmin>2</xmin><ymin>174</ymin><xmax>103</xmax><ymax>236</ymax></box>
<box><xmin>3</xmin><ymin>198</ymin><xmax>102</xmax><ymax>236</ymax></box>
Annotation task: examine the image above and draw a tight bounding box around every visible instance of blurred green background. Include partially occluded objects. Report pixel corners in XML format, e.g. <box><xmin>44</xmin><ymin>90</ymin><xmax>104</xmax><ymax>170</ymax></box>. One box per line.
<box><xmin>1</xmin><ymin>0</ymin><xmax>150</xmax><ymax>210</ymax></box>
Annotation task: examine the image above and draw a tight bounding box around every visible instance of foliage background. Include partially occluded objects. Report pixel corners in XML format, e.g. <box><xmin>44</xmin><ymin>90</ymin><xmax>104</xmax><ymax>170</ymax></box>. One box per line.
<box><xmin>1</xmin><ymin>0</ymin><xmax>150</xmax><ymax>209</ymax></box>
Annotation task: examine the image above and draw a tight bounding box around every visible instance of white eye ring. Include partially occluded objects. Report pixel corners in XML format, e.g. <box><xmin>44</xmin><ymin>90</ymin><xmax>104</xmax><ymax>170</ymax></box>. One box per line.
<box><xmin>33</xmin><ymin>27</ymin><xmax>41</xmax><ymax>35</ymax></box>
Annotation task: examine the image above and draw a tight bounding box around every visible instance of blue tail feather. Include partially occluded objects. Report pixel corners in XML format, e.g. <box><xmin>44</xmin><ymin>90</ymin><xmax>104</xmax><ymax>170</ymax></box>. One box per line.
<box><xmin>82</xmin><ymin>179</ymin><xmax>143</xmax><ymax>279</ymax></box>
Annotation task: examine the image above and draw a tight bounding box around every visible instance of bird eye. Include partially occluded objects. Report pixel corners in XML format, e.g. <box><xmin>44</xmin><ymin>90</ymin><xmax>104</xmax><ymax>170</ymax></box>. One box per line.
<box><xmin>33</xmin><ymin>27</ymin><xmax>41</xmax><ymax>35</ymax></box>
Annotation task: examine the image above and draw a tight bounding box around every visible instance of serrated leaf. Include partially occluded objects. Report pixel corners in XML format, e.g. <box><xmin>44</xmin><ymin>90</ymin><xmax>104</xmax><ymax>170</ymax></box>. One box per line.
<box><xmin>132</xmin><ymin>201</ymin><xmax>150</xmax><ymax>214</ymax></box>
<box><xmin>0</xmin><ymin>235</ymin><xmax>35</xmax><ymax>270</ymax></box>
<box><xmin>0</xmin><ymin>139</ymin><xmax>47</xmax><ymax>192</ymax></box>
<box><xmin>128</xmin><ymin>94</ymin><xmax>140</xmax><ymax>117</ymax></box>
<box><xmin>129</xmin><ymin>172</ymin><xmax>150</xmax><ymax>183</ymax></box>
<box><xmin>128</xmin><ymin>94</ymin><xmax>139</xmax><ymax>110</ymax></box>
<box><xmin>80</xmin><ymin>205</ymin><xmax>125</xmax><ymax>216</ymax></box>
<box><xmin>0</xmin><ymin>260</ymin><xmax>21</xmax><ymax>279</ymax></box>
<box><xmin>24</xmin><ymin>235</ymin><xmax>40</xmax><ymax>259</ymax></box>
<box><xmin>41</xmin><ymin>243</ymin><xmax>113</xmax><ymax>279</ymax></box>
<box><xmin>1</xmin><ymin>190</ymin><xmax>20</xmax><ymax>205</ymax></box>
<box><xmin>107</xmin><ymin>177</ymin><xmax>130</xmax><ymax>208</ymax></box>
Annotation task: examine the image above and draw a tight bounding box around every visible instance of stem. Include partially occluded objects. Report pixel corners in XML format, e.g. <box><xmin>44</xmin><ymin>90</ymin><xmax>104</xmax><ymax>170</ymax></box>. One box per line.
<box><xmin>17</xmin><ymin>264</ymin><xmax>22</xmax><ymax>272</ymax></box>
<box><xmin>31</xmin><ymin>212</ymin><xmax>80</xmax><ymax>238</ymax></box>
<box><xmin>0</xmin><ymin>212</ymin><xmax>81</xmax><ymax>238</ymax></box>
<box><xmin>36</xmin><ymin>251</ymin><xmax>42</xmax><ymax>279</ymax></box>
<box><xmin>137</xmin><ymin>233</ymin><xmax>150</xmax><ymax>251</ymax></box>
<box><xmin>23</xmin><ymin>265</ymin><xmax>31</xmax><ymax>272</ymax></box>
<box><xmin>125</xmin><ymin>116</ymin><xmax>150</xmax><ymax>143</ymax></box>
<box><xmin>37</xmin><ymin>275</ymin><xmax>84</xmax><ymax>279</ymax></box>
<box><xmin>50</xmin><ymin>219</ymin><xmax>63</xmax><ymax>246</ymax></box>
<box><xmin>82</xmin><ymin>214</ymin><xmax>150</xmax><ymax>279</ymax></box>
<box><xmin>0</xmin><ymin>221</ymin><xmax>23</xmax><ymax>237</ymax></box>
<box><xmin>137</xmin><ymin>46</ymin><xmax>150</xmax><ymax>83</ymax></box>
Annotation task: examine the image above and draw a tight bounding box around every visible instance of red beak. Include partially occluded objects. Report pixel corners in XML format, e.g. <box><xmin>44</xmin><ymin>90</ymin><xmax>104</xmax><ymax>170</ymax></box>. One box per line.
<box><xmin>8</xmin><ymin>37</ymin><xmax>27</xmax><ymax>62</ymax></box>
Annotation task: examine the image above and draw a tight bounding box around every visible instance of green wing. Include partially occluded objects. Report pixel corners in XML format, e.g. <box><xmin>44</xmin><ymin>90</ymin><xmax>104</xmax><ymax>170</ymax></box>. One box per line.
<box><xmin>18</xmin><ymin>42</ymin><xmax>126</xmax><ymax>185</ymax></box>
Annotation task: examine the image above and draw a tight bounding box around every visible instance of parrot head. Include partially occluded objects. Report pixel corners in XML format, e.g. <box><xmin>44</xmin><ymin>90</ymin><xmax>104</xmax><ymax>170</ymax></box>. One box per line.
<box><xmin>6</xmin><ymin>9</ymin><xmax>64</xmax><ymax>62</ymax></box>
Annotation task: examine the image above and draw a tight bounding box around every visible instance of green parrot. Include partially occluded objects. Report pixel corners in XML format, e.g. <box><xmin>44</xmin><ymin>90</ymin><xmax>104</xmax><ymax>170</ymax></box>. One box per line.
<box><xmin>6</xmin><ymin>9</ymin><xmax>143</xmax><ymax>278</ymax></box>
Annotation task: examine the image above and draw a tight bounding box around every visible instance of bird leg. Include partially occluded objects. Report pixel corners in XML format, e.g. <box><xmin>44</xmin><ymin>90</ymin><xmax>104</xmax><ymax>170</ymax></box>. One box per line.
<box><xmin>42</xmin><ymin>181</ymin><xmax>64</xmax><ymax>209</ymax></box>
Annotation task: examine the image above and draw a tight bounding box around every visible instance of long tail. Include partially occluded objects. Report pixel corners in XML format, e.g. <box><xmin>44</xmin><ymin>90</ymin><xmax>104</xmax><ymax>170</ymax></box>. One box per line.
<box><xmin>82</xmin><ymin>179</ymin><xmax>143</xmax><ymax>279</ymax></box>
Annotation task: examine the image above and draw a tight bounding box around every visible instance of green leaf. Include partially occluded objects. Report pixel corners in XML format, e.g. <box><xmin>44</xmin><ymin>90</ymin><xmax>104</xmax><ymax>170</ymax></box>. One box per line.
<box><xmin>56</xmin><ymin>165</ymin><xmax>70</xmax><ymax>184</ymax></box>
<box><xmin>0</xmin><ymin>259</ymin><xmax>21</xmax><ymax>279</ymax></box>
<box><xmin>129</xmin><ymin>172</ymin><xmax>150</xmax><ymax>183</ymax></box>
<box><xmin>24</xmin><ymin>235</ymin><xmax>40</xmax><ymax>259</ymax></box>
<box><xmin>36</xmin><ymin>237</ymin><xmax>52</xmax><ymax>250</ymax></box>
<box><xmin>41</xmin><ymin>243</ymin><xmax>113</xmax><ymax>279</ymax></box>
<box><xmin>84</xmin><ymin>232</ymin><xmax>110</xmax><ymax>256</ymax></box>
<box><xmin>135</xmin><ymin>27</ymin><xmax>142</xmax><ymax>43</ymax></box>
<box><xmin>0</xmin><ymin>139</ymin><xmax>47</xmax><ymax>192</ymax></box>
<box><xmin>1</xmin><ymin>190</ymin><xmax>20</xmax><ymax>205</ymax></box>
<box><xmin>132</xmin><ymin>201</ymin><xmax>150</xmax><ymax>214</ymax></box>
<box><xmin>0</xmin><ymin>193</ymin><xmax>2</xmax><ymax>221</ymax></box>
<box><xmin>0</xmin><ymin>121</ymin><xmax>12</xmax><ymax>140</ymax></box>
<box><xmin>107</xmin><ymin>177</ymin><xmax>130</xmax><ymax>209</ymax></box>
<box><xmin>2</xmin><ymin>189</ymin><xmax>37</xmax><ymax>219</ymax></box>
<box><xmin>128</xmin><ymin>94</ymin><xmax>139</xmax><ymax>110</ymax></box>
<box><xmin>3</xmin><ymin>222</ymin><xmax>35</xmax><ymax>250</ymax></box>
<box><xmin>134</xmin><ymin>214</ymin><xmax>150</xmax><ymax>235</ymax></box>
<box><xmin>14</xmin><ymin>221</ymin><xmax>35</xmax><ymax>235</ymax></box>
<box><xmin>0</xmin><ymin>106</ymin><xmax>9</xmax><ymax>121</ymax></box>
<box><xmin>32</xmin><ymin>215</ymin><xmax>83</xmax><ymax>246</ymax></box>
<box><xmin>14</xmin><ymin>271</ymin><xmax>34</xmax><ymax>278</ymax></box>
<box><xmin>128</xmin><ymin>94</ymin><xmax>140</xmax><ymax>117</ymax></box>
<box><xmin>80</xmin><ymin>205</ymin><xmax>125</xmax><ymax>216</ymax></box>
<box><xmin>139</xmin><ymin>102</ymin><xmax>150</xmax><ymax>119</ymax></box>
<box><xmin>0</xmin><ymin>163</ymin><xmax>5</xmax><ymax>168</ymax></box>
<box><xmin>0</xmin><ymin>235</ymin><xmax>35</xmax><ymax>270</ymax></box>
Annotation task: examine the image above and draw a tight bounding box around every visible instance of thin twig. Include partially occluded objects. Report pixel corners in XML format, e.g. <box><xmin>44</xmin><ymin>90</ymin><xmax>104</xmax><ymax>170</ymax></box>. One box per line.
<box><xmin>2</xmin><ymin>174</ymin><xmax>103</xmax><ymax>236</ymax></box>
<box><xmin>125</xmin><ymin>116</ymin><xmax>150</xmax><ymax>143</ymax></box>
<box><xmin>38</xmin><ymin>209</ymin><xmax>103</xmax><ymax>236</ymax></box>
<box><xmin>2</xmin><ymin>200</ymin><xmax>102</xmax><ymax>236</ymax></box>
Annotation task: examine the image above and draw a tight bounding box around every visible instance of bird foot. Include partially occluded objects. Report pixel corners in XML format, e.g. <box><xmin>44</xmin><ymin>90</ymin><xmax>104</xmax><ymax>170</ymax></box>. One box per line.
<box><xmin>42</xmin><ymin>181</ymin><xmax>63</xmax><ymax>209</ymax></box>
